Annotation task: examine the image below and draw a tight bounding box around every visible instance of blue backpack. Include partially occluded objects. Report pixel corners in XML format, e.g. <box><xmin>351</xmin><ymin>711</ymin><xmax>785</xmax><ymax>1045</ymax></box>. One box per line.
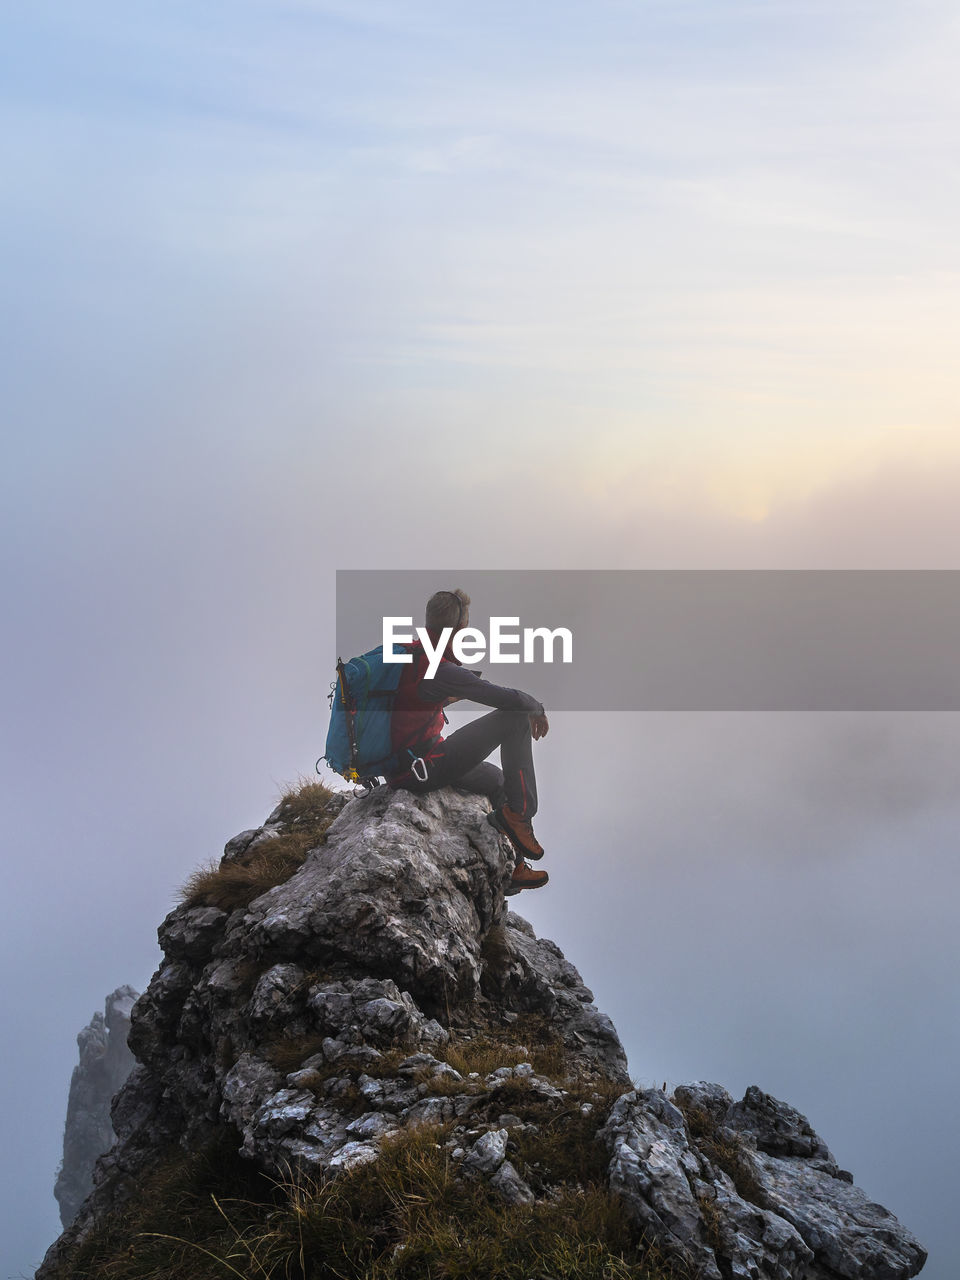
<box><xmin>320</xmin><ymin>644</ymin><xmax>408</xmax><ymax>785</ymax></box>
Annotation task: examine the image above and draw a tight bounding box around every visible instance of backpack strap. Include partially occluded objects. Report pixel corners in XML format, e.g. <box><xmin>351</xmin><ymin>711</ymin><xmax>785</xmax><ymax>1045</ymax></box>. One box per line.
<box><xmin>335</xmin><ymin>658</ymin><xmax>360</xmax><ymax>775</ymax></box>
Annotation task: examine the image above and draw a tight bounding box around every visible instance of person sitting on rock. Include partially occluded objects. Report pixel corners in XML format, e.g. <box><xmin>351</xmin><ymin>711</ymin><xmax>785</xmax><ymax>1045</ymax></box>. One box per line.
<box><xmin>386</xmin><ymin>588</ymin><xmax>550</xmax><ymax>893</ymax></box>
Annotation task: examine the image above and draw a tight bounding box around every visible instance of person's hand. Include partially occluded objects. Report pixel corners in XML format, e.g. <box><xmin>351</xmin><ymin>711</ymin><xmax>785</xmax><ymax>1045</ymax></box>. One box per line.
<box><xmin>530</xmin><ymin>712</ymin><xmax>549</xmax><ymax>741</ymax></box>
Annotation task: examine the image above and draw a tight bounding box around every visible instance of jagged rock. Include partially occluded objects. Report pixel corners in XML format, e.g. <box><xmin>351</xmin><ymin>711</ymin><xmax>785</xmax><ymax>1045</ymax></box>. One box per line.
<box><xmin>601</xmin><ymin>1086</ymin><xmax>926</xmax><ymax>1280</ymax></box>
<box><xmin>482</xmin><ymin>911</ymin><xmax>628</xmax><ymax>1077</ymax></box>
<box><xmin>247</xmin><ymin>964</ymin><xmax>309</xmax><ymax>1029</ymax></box>
<box><xmin>220</xmin><ymin>788</ymin><xmax>349</xmax><ymax>866</ymax></box>
<box><xmin>603</xmin><ymin>1088</ymin><xmax>726</xmax><ymax>1280</ymax></box>
<box><xmin>327</xmin><ymin>1140</ymin><xmax>380</xmax><ymax>1173</ymax></box>
<box><xmin>704</xmin><ymin>1177</ymin><xmax>815</xmax><ymax>1280</ymax></box>
<box><xmin>462</xmin><ymin>1127</ymin><xmax>509</xmax><ymax>1175</ymax></box>
<box><xmin>246</xmin><ymin>787</ymin><xmax>510</xmax><ymax>1008</ymax></box>
<box><xmin>158</xmin><ymin>905</ymin><xmax>228</xmax><ymax>964</ymax></box>
<box><xmin>222</xmin><ymin>828</ymin><xmax>263</xmax><ymax>862</ymax></box>
<box><xmin>53</xmin><ymin>986</ymin><xmax>139</xmax><ymax>1228</ymax></box>
<box><xmin>490</xmin><ymin>1159</ymin><xmax>535</xmax><ymax>1205</ymax></box>
<box><xmin>40</xmin><ymin>786</ymin><xmax>926</xmax><ymax>1280</ymax></box>
<box><xmin>723</xmin><ymin>1084</ymin><xmax>839</xmax><ymax>1164</ymax></box>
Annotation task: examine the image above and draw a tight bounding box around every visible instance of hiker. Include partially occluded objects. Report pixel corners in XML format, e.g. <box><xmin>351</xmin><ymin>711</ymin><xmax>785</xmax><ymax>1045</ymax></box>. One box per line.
<box><xmin>386</xmin><ymin>589</ymin><xmax>551</xmax><ymax>892</ymax></box>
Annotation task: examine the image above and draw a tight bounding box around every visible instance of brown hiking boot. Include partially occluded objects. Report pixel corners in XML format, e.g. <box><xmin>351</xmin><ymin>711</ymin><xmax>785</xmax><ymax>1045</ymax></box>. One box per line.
<box><xmin>488</xmin><ymin>804</ymin><xmax>544</xmax><ymax>860</ymax></box>
<box><xmin>510</xmin><ymin>861</ymin><xmax>549</xmax><ymax>891</ymax></box>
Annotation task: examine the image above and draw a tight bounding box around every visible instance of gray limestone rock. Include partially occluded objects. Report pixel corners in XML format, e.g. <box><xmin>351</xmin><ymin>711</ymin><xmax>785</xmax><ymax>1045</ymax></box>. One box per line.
<box><xmin>53</xmin><ymin>986</ymin><xmax>139</xmax><ymax>1228</ymax></box>
<box><xmin>158</xmin><ymin>905</ymin><xmax>228</xmax><ymax>965</ymax></box>
<box><xmin>462</xmin><ymin>1127</ymin><xmax>509</xmax><ymax>1176</ymax></box>
<box><xmin>246</xmin><ymin>964</ymin><xmax>309</xmax><ymax>1027</ymax></box>
<box><xmin>725</xmin><ymin>1084</ymin><xmax>838</xmax><ymax>1164</ymax></box>
<box><xmin>222</xmin><ymin>828</ymin><xmax>263</xmax><ymax>862</ymax></box>
<box><xmin>600</xmin><ymin>1087</ymin><xmax>926</xmax><ymax>1280</ymax></box>
<box><xmin>490</xmin><ymin>1159</ymin><xmax>535</xmax><ymax>1206</ymax></box>
<box><xmin>483</xmin><ymin>911</ymin><xmax>629</xmax><ymax>1079</ymax></box>
<box><xmin>220</xmin><ymin>1053</ymin><xmax>284</xmax><ymax>1136</ymax></box>
<box><xmin>245</xmin><ymin>786</ymin><xmax>510</xmax><ymax>1009</ymax></box>
<box><xmin>603</xmin><ymin>1088</ymin><xmax>725</xmax><ymax>1280</ymax></box>
<box><xmin>748</xmin><ymin>1149</ymin><xmax>926</xmax><ymax>1279</ymax></box>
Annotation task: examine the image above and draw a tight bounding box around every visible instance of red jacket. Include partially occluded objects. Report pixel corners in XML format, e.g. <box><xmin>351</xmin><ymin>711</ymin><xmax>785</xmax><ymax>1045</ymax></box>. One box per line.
<box><xmin>388</xmin><ymin>639</ymin><xmax>459</xmax><ymax>779</ymax></box>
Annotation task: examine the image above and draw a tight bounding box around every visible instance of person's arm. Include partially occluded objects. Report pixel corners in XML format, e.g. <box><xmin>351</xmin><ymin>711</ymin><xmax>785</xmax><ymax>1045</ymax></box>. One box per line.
<box><xmin>419</xmin><ymin>662</ymin><xmax>545</xmax><ymax>716</ymax></box>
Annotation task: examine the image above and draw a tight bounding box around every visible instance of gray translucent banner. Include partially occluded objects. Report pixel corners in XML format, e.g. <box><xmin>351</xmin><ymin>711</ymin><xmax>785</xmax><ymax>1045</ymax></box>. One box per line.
<box><xmin>335</xmin><ymin>570</ymin><xmax>960</xmax><ymax>711</ymax></box>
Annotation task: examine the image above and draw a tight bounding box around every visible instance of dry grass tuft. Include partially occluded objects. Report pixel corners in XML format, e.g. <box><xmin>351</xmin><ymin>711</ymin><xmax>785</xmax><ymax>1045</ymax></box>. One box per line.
<box><xmin>263</xmin><ymin>1033</ymin><xmax>330</xmax><ymax>1076</ymax></box>
<box><xmin>54</xmin><ymin>1113</ymin><xmax>688</xmax><ymax>1280</ymax></box>
<box><xmin>674</xmin><ymin>1100</ymin><xmax>766</xmax><ymax>1207</ymax></box>
<box><xmin>696</xmin><ymin>1188</ymin><xmax>727</xmax><ymax>1256</ymax></box>
<box><xmin>63</xmin><ymin>1129</ymin><xmax>275</xmax><ymax>1280</ymax></box>
<box><xmin>444</xmin><ymin>1013</ymin><xmax>569</xmax><ymax>1081</ymax></box>
<box><xmin>272</xmin><ymin>778</ymin><xmax>340</xmax><ymax>829</ymax></box>
<box><xmin>178</xmin><ymin>780</ymin><xmax>340</xmax><ymax>911</ymax></box>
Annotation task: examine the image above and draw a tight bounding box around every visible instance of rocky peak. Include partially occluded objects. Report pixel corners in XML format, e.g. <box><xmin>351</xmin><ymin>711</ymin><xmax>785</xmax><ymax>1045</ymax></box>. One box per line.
<box><xmin>53</xmin><ymin>985</ymin><xmax>139</xmax><ymax>1228</ymax></box>
<box><xmin>39</xmin><ymin>784</ymin><xmax>926</xmax><ymax>1279</ymax></box>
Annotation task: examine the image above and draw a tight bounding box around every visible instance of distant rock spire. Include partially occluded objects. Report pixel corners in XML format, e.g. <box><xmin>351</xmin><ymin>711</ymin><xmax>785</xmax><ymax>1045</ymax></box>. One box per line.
<box><xmin>54</xmin><ymin>985</ymin><xmax>139</xmax><ymax>1227</ymax></box>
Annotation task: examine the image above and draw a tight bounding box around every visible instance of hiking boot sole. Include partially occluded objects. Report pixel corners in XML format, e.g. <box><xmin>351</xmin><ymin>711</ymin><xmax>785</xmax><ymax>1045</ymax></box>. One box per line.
<box><xmin>510</xmin><ymin>870</ymin><xmax>549</xmax><ymax>891</ymax></box>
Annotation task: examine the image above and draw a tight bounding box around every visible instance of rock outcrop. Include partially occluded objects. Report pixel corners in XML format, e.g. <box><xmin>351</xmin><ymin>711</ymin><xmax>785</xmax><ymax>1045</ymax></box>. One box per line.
<box><xmin>53</xmin><ymin>985</ymin><xmax>139</xmax><ymax>1228</ymax></box>
<box><xmin>603</xmin><ymin>1084</ymin><xmax>926</xmax><ymax>1280</ymax></box>
<box><xmin>39</xmin><ymin>784</ymin><xmax>926</xmax><ymax>1279</ymax></box>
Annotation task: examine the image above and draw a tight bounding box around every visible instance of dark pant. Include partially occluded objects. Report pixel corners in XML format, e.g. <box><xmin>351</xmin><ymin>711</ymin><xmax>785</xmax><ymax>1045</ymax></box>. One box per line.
<box><xmin>399</xmin><ymin>709</ymin><xmax>537</xmax><ymax>818</ymax></box>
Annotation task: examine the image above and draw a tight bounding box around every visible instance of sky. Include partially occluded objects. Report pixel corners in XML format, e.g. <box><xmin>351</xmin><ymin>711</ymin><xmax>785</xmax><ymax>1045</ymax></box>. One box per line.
<box><xmin>2</xmin><ymin>2</ymin><xmax>959</xmax><ymax>1276</ymax></box>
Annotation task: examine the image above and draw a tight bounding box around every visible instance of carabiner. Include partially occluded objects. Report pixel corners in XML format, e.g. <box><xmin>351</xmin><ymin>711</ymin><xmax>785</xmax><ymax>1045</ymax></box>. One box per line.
<box><xmin>410</xmin><ymin>756</ymin><xmax>428</xmax><ymax>783</ymax></box>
